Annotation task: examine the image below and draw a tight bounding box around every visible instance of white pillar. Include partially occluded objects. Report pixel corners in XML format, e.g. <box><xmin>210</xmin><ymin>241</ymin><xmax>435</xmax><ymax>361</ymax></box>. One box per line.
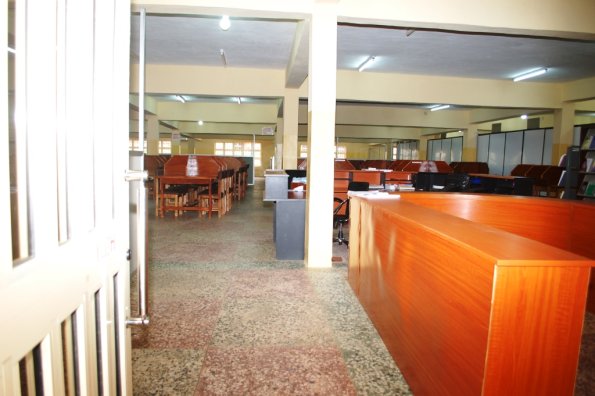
<box><xmin>553</xmin><ymin>102</ymin><xmax>575</xmax><ymax>163</ymax></box>
<box><xmin>275</xmin><ymin>117</ymin><xmax>283</xmax><ymax>169</ymax></box>
<box><xmin>305</xmin><ymin>1</ymin><xmax>337</xmax><ymax>268</ymax></box>
<box><xmin>146</xmin><ymin>114</ymin><xmax>159</xmax><ymax>155</ymax></box>
<box><xmin>283</xmin><ymin>88</ymin><xmax>299</xmax><ymax>169</ymax></box>
<box><xmin>463</xmin><ymin>125</ymin><xmax>478</xmax><ymax>161</ymax></box>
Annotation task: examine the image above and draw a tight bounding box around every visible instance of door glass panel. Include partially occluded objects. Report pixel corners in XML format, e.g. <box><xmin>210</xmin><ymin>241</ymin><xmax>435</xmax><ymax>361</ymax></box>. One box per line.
<box><xmin>9</xmin><ymin>0</ymin><xmax>31</xmax><ymax>264</ymax></box>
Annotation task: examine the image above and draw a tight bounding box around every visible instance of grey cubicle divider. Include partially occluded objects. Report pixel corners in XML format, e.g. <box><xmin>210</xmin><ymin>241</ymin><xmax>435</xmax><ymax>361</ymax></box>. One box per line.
<box><xmin>238</xmin><ymin>156</ymin><xmax>255</xmax><ymax>185</ymax></box>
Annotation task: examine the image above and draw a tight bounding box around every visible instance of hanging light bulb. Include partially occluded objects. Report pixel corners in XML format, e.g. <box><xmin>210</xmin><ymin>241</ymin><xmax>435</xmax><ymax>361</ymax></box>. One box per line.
<box><xmin>219</xmin><ymin>15</ymin><xmax>231</xmax><ymax>31</ymax></box>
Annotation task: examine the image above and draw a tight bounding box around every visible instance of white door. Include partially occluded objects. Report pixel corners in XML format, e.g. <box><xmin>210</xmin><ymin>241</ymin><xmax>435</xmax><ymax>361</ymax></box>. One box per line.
<box><xmin>0</xmin><ymin>0</ymin><xmax>134</xmax><ymax>394</ymax></box>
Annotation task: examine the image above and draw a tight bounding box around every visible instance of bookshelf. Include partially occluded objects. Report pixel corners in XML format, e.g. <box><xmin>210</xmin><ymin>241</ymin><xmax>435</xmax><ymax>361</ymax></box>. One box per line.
<box><xmin>578</xmin><ymin>127</ymin><xmax>595</xmax><ymax>201</ymax></box>
<box><xmin>560</xmin><ymin>146</ymin><xmax>580</xmax><ymax>199</ymax></box>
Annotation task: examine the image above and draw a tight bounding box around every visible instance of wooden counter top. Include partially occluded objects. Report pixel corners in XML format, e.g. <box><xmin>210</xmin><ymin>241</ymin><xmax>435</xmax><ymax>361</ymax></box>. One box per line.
<box><xmin>348</xmin><ymin>193</ymin><xmax>595</xmax><ymax>396</ymax></box>
<box><xmin>366</xmin><ymin>196</ymin><xmax>592</xmax><ymax>265</ymax></box>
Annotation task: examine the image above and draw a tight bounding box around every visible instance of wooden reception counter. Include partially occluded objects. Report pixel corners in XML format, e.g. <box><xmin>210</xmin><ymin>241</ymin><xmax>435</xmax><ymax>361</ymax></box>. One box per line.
<box><xmin>348</xmin><ymin>193</ymin><xmax>595</xmax><ymax>396</ymax></box>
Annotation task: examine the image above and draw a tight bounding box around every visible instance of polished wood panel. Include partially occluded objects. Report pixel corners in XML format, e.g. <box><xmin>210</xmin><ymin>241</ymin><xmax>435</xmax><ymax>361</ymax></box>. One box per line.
<box><xmin>450</xmin><ymin>161</ymin><xmax>489</xmax><ymax>174</ymax></box>
<box><xmin>349</xmin><ymin>195</ymin><xmax>595</xmax><ymax>396</ymax></box>
<box><xmin>384</xmin><ymin>171</ymin><xmax>414</xmax><ymax>184</ymax></box>
<box><xmin>484</xmin><ymin>266</ymin><xmax>589</xmax><ymax>395</ymax></box>
<box><xmin>334</xmin><ymin>160</ymin><xmax>355</xmax><ymax>170</ymax></box>
<box><xmin>398</xmin><ymin>192</ymin><xmax>595</xmax><ymax>293</ymax></box>
<box><xmin>351</xmin><ymin>170</ymin><xmax>384</xmax><ymax>186</ymax></box>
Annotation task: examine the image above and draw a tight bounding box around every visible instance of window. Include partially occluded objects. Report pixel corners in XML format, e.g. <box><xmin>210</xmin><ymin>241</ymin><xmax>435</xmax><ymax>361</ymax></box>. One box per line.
<box><xmin>335</xmin><ymin>145</ymin><xmax>347</xmax><ymax>159</ymax></box>
<box><xmin>128</xmin><ymin>139</ymin><xmax>169</xmax><ymax>154</ymax></box>
<box><xmin>253</xmin><ymin>143</ymin><xmax>261</xmax><ymax>167</ymax></box>
<box><xmin>300</xmin><ymin>144</ymin><xmax>346</xmax><ymax>159</ymax></box>
<box><xmin>128</xmin><ymin>138</ymin><xmax>146</xmax><ymax>153</ymax></box>
<box><xmin>300</xmin><ymin>144</ymin><xmax>308</xmax><ymax>158</ymax></box>
<box><xmin>159</xmin><ymin>140</ymin><xmax>171</xmax><ymax>154</ymax></box>
<box><xmin>214</xmin><ymin>142</ymin><xmax>224</xmax><ymax>156</ymax></box>
<box><xmin>215</xmin><ymin>141</ymin><xmax>261</xmax><ymax>167</ymax></box>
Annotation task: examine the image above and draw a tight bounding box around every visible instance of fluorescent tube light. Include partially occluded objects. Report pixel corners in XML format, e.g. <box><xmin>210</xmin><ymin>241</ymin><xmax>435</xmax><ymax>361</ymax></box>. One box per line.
<box><xmin>358</xmin><ymin>56</ymin><xmax>376</xmax><ymax>72</ymax></box>
<box><xmin>430</xmin><ymin>104</ymin><xmax>450</xmax><ymax>111</ymax></box>
<box><xmin>513</xmin><ymin>68</ymin><xmax>547</xmax><ymax>82</ymax></box>
<box><xmin>236</xmin><ymin>97</ymin><xmax>242</xmax><ymax>104</ymax></box>
<box><xmin>219</xmin><ymin>15</ymin><xmax>231</xmax><ymax>31</ymax></box>
<box><xmin>176</xmin><ymin>95</ymin><xmax>186</xmax><ymax>103</ymax></box>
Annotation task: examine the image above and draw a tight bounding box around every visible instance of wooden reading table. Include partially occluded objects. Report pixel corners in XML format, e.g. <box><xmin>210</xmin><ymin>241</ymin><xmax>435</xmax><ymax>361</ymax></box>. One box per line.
<box><xmin>157</xmin><ymin>175</ymin><xmax>216</xmax><ymax>218</ymax></box>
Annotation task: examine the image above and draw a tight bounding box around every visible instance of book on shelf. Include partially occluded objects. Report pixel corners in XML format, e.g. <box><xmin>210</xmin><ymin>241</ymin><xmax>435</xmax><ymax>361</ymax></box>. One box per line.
<box><xmin>558</xmin><ymin>170</ymin><xmax>567</xmax><ymax>187</ymax></box>
<box><xmin>558</xmin><ymin>153</ymin><xmax>567</xmax><ymax>167</ymax></box>
<box><xmin>581</xmin><ymin>134</ymin><xmax>595</xmax><ymax>150</ymax></box>
<box><xmin>578</xmin><ymin>180</ymin><xmax>589</xmax><ymax>195</ymax></box>
<box><xmin>585</xmin><ymin>182</ymin><xmax>595</xmax><ymax>197</ymax></box>
<box><xmin>586</xmin><ymin>157</ymin><xmax>595</xmax><ymax>173</ymax></box>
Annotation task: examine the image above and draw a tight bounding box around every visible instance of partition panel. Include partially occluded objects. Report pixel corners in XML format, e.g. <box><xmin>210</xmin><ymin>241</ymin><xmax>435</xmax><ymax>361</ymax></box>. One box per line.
<box><xmin>503</xmin><ymin>131</ymin><xmax>523</xmax><ymax>176</ymax></box>
<box><xmin>451</xmin><ymin>137</ymin><xmax>463</xmax><ymax>162</ymax></box>
<box><xmin>477</xmin><ymin>134</ymin><xmax>489</xmax><ymax>163</ymax></box>
<box><xmin>487</xmin><ymin>133</ymin><xmax>505</xmax><ymax>175</ymax></box>
<box><xmin>442</xmin><ymin>139</ymin><xmax>452</xmax><ymax>163</ymax></box>
<box><xmin>522</xmin><ymin>129</ymin><xmax>544</xmax><ymax>165</ymax></box>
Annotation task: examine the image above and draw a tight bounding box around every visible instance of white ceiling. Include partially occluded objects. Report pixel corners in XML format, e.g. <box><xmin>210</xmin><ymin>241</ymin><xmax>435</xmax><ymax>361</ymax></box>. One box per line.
<box><xmin>130</xmin><ymin>13</ymin><xmax>595</xmax><ymax>112</ymax></box>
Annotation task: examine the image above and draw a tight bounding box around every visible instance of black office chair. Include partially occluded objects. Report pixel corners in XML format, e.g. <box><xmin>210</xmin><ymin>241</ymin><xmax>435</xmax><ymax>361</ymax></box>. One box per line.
<box><xmin>333</xmin><ymin>181</ymin><xmax>369</xmax><ymax>246</ymax></box>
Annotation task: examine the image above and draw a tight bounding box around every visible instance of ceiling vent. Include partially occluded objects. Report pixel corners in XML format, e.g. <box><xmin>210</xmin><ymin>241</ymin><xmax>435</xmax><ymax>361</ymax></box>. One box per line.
<box><xmin>262</xmin><ymin>127</ymin><xmax>275</xmax><ymax>136</ymax></box>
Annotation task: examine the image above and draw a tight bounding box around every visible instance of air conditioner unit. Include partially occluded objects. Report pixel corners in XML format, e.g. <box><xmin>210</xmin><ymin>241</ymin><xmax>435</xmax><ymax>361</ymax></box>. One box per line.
<box><xmin>262</xmin><ymin>127</ymin><xmax>275</xmax><ymax>136</ymax></box>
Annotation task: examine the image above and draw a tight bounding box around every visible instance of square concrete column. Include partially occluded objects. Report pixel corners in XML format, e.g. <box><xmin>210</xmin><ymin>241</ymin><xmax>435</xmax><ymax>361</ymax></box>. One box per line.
<box><xmin>305</xmin><ymin>1</ymin><xmax>337</xmax><ymax>268</ymax></box>
<box><xmin>283</xmin><ymin>88</ymin><xmax>300</xmax><ymax>170</ymax></box>
<box><xmin>147</xmin><ymin>114</ymin><xmax>160</xmax><ymax>155</ymax></box>
<box><xmin>553</xmin><ymin>102</ymin><xmax>575</xmax><ymax>162</ymax></box>
<box><xmin>463</xmin><ymin>125</ymin><xmax>478</xmax><ymax>161</ymax></box>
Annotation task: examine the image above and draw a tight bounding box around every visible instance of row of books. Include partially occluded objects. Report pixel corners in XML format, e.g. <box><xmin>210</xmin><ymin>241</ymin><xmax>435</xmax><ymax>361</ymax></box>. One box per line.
<box><xmin>585</xmin><ymin>156</ymin><xmax>595</xmax><ymax>173</ymax></box>
<box><xmin>578</xmin><ymin>178</ymin><xmax>595</xmax><ymax>197</ymax></box>
<box><xmin>581</xmin><ymin>132</ymin><xmax>595</xmax><ymax>150</ymax></box>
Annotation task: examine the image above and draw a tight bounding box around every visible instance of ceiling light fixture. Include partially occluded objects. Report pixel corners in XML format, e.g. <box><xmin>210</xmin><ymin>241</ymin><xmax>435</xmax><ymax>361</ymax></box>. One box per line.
<box><xmin>176</xmin><ymin>95</ymin><xmax>186</xmax><ymax>103</ymax></box>
<box><xmin>521</xmin><ymin>114</ymin><xmax>528</xmax><ymax>120</ymax></box>
<box><xmin>219</xmin><ymin>15</ymin><xmax>231</xmax><ymax>31</ymax></box>
<box><xmin>220</xmin><ymin>49</ymin><xmax>227</xmax><ymax>67</ymax></box>
<box><xmin>236</xmin><ymin>97</ymin><xmax>242</xmax><ymax>104</ymax></box>
<box><xmin>430</xmin><ymin>104</ymin><xmax>450</xmax><ymax>111</ymax></box>
<box><xmin>198</xmin><ymin>120</ymin><xmax>204</xmax><ymax>126</ymax></box>
<box><xmin>513</xmin><ymin>68</ymin><xmax>548</xmax><ymax>82</ymax></box>
<box><xmin>358</xmin><ymin>56</ymin><xmax>376</xmax><ymax>72</ymax></box>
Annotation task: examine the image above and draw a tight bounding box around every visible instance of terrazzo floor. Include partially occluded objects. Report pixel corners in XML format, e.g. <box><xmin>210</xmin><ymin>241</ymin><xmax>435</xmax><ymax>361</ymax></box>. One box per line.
<box><xmin>132</xmin><ymin>178</ymin><xmax>595</xmax><ymax>395</ymax></box>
